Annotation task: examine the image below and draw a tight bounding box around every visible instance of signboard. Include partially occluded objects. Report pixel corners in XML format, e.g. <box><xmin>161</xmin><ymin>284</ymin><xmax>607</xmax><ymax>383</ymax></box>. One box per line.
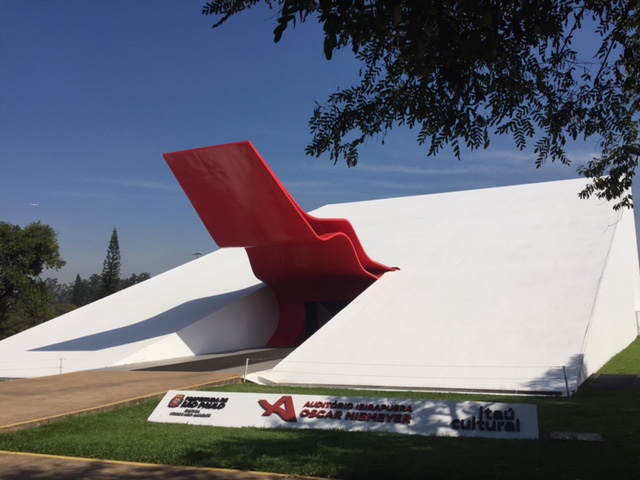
<box><xmin>148</xmin><ymin>391</ymin><xmax>538</xmax><ymax>439</ymax></box>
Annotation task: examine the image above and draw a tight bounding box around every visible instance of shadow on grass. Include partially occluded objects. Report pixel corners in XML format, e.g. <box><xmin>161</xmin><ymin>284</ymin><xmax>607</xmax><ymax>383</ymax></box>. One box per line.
<box><xmin>1</xmin><ymin>427</ymin><xmax>632</xmax><ymax>480</ymax></box>
<box><xmin>179</xmin><ymin>429</ymin><xmax>439</xmax><ymax>479</ymax></box>
<box><xmin>173</xmin><ymin>425</ymin><xmax>620</xmax><ymax>480</ymax></box>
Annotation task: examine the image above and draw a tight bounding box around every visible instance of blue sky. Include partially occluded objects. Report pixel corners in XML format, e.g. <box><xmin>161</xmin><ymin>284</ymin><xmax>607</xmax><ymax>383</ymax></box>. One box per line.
<box><xmin>2</xmin><ymin>1</ymin><xmax>636</xmax><ymax>284</ymax></box>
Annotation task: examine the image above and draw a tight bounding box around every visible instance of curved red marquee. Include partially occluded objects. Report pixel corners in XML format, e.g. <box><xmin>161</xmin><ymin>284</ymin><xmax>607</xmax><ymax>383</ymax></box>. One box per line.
<box><xmin>165</xmin><ymin>141</ymin><xmax>397</xmax><ymax>346</ymax></box>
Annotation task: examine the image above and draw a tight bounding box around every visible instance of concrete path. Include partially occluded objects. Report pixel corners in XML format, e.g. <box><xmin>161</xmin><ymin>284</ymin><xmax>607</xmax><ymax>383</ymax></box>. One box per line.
<box><xmin>0</xmin><ymin>371</ymin><xmax>320</xmax><ymax>479</ymax></box>
<box><xmin>0</xmin><ymin>370</ymin><xmax>241</xmax><ymax>432</ymax></box>
<box><xmin>0</xmin><ymin>451</ymin><xmax>317</xmax><ymax>480</ymax></box>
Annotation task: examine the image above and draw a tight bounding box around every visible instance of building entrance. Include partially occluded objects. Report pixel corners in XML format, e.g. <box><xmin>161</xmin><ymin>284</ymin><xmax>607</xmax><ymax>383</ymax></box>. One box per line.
<box><xmin>304</xmin><ymin>300</ymin><xmax>350</xmax><ymax>340</ymax></box>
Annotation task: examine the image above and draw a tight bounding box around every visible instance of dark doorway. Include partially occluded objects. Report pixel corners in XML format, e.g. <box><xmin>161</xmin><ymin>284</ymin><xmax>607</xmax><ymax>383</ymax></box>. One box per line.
<box><xmin>304</xmin><ymin>300</ymin><xmax>350</xmax><ymax>340</ymax></box>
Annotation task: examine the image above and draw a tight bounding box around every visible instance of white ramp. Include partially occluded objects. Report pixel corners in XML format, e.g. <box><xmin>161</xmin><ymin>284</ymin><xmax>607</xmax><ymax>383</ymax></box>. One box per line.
<box><xmin>0</xmin><ymin>248</ymin><xmax>278</xmax><ymax>378</ymax></box>
<box><xmin>250</xmin><ymin>179</ymin><xmax>640</xmax><ymax>395</ymax></box>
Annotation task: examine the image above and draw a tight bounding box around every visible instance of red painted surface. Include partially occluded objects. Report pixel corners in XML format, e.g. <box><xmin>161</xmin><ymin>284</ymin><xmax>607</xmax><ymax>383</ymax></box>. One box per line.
<box><xmin>164</xmin><ymin>141</ymin><xmax>397</xmax><ymax>346</ymax></box>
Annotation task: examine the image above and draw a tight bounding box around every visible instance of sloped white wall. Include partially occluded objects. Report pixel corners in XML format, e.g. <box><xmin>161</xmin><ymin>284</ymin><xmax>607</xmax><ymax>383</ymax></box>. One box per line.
<box><xmin>0</xmin><ymin>248</ymin><xmax>275</xmax><ymax>378</ymax></box>
<box><xmin>579</xmin><ymin>207</ymin><xmax>640</xmax><ymax>384</ymax></box>
<box><xmin>113</xmin><ymin>286</ymin><xmax>278</xmax><ymax>365</ymax></box>
<box><xmin>252</xmin><ymin>179</ymin><xmax>640</xmax><ymax>394</ymax></box>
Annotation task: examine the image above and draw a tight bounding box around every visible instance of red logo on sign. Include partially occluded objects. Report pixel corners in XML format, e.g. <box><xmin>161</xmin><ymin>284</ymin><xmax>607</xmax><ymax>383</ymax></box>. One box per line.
<box><xmin>168</xmin><ymin>394</ymin><xmax>185</xmax><ymax>408</ymax></box>
<box><xmin>258</xmin><ymin>396</ymin><xmax>297</xmax><ymax>422</ymax></box>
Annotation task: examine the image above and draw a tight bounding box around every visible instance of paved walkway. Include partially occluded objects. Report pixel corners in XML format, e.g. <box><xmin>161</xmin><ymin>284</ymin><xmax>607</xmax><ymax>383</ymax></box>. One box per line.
<box><xmin>0</xmin><ymin>370</ymin><xmax>321</xmax><ymax>479</ymax></box>
<box><xmin>0</xmin><ymin>451</ymin><xmax>318</xmax><ymax>480</ymax></box>
<box><xmin>0</xmin><ymin>370</ymin><xmax>241</xmax><ymax>431</ymax></box>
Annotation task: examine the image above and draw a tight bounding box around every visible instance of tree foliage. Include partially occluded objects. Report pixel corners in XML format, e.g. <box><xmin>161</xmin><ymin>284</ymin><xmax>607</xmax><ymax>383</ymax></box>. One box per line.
<box><xmin>64</xmin><ymin>272</ymin><xmax>151</xmax><ymax>307</ymax></box>
<box><xmin>203</xmin><ymin>0</ymin><xmax>639</xmax><ymax>209</ymax></box>
<box><xmin>0</xmin><ymin>222</ymin><xmax>65</xmax><ymax>336</ymax></box>
<box><xmin>120</xmin><ymin>272</ymin><xmax>152</xmax><ymax>289</ymax></box>
<box><xmin>0</xmin><ymin>223</ymin><xmax>152</xmax><ymax>339</ymax></box>
<box><xmin>99</xmin><ymin>228</ymin><xmax>122</xmax><ymax>298</ymax></box>
<box><xmin>71</xmin><ymin>274</ymin><xmax>86</xmax><ymax>307</ymax></box>
<box><xmin>47</xmin><ymin>232</ymin><xmax>151</xmax><ymax>309</ymax></box>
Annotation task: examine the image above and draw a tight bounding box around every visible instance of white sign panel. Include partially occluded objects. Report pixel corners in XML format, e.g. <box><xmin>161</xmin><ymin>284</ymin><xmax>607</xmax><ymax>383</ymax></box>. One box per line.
<box><xmin>149</xmin><ymin>391</ymin><xmax>538</xmax><ymax>439</ymax></box>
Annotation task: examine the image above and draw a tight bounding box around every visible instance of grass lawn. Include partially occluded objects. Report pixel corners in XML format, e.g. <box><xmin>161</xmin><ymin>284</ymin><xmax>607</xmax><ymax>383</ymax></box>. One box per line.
<box><xmin>598</xmin><ymin>337</ymin><xmax>640</xmax><ymax>374</ymax></box>
<box><xmin>0</xmin><ymin>338</ymin><xmax>638</xmax><ymax>479</ymax></box>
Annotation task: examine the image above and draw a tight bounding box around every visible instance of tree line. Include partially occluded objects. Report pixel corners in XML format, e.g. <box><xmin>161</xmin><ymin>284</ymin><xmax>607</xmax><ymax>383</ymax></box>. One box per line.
<box><xmin>0</xmin><ymin>223</ymin><xmax>150</xmax><ymax>340</ymax></box>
